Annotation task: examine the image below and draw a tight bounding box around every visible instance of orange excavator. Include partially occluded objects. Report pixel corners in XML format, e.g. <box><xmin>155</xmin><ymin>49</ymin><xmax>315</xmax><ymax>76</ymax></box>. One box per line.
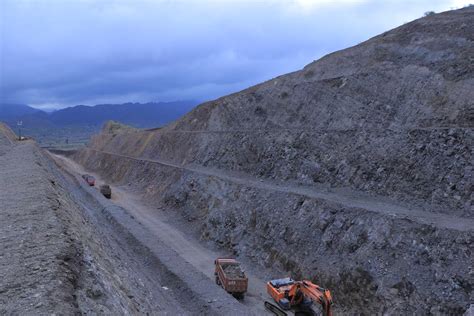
<box><xmin>267</xmin><ymin>277</ymin><xmax>333</xmax><ymax>316</ymax></box>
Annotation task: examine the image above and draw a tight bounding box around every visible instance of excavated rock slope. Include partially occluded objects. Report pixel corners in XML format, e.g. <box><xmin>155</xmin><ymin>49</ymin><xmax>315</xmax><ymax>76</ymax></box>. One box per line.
<box><xmin>75</xmin><ymin>8</ymin><xmax>474</xmax><ymax>315</ymax></box>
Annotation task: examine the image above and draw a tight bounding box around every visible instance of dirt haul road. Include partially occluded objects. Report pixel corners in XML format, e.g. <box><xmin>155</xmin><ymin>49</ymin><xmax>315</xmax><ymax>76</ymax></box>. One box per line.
<box><xmin>86</xmin><ymin>148</ymin><xmax>474</xmax><ymax>232</ymax></box>
<box><xmin>51</xmin><ymin>153</ymin><xmax>272</xmax><ymax>315</ymax></box>
<box><xmin>2</xmin><ymin>140</ymin><xmax>226</xmax><ymax>314</ymax></box>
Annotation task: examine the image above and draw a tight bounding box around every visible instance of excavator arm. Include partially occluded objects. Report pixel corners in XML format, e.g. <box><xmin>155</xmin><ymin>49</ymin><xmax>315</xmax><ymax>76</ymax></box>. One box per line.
<box><xmin>289</xmin><ymin>281</ymin><xmax>333</xmax><ymax>316</ymax></box>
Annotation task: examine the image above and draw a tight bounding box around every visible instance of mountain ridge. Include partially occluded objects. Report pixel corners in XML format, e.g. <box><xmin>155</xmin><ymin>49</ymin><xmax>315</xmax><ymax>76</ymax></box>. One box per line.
<box><xmin>0</xmin><ymin>101</ymin><xmax>198</xmax><ymax>128</ymax></box>
<box><xmin>0</xmin><ymin>101</ymin><xmax>198</xmax><ymax>148</ymax></box>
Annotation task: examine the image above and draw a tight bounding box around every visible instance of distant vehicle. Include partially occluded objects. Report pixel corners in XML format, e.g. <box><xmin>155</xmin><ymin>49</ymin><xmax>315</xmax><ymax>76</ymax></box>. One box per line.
<box><xmin>82</xmin><ymin>174</ymin><xmax>95</xmax><ymax>186</ymax></box>
<box><xmin>214</xmin><ymin>258</ymin><xmax>248</xmax><ymax>299</ymax></box>
<box><xmin>100</xmin><ymin>184</ymin><xmax>112</xmax><ymax>199</ymax></box>
<box><xmin>86</xmin><ymin>176</ymin><xmax>95</xmax><ymax>186</ymax></box>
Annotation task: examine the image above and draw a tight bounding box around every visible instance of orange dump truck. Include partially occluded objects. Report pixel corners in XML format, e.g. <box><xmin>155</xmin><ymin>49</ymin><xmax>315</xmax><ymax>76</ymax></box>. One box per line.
<box><xmin>214</xmin><ymin>258</ymin><xmax>248</xmax><ymax>299</ymax></box>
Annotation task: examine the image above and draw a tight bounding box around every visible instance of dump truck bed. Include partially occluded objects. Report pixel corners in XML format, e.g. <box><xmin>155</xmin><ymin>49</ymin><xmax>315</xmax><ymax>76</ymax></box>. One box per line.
<box><xmin>214</xmin><ymin>258</ymin><xmax>248</xmax><ymax>298</ymax></box>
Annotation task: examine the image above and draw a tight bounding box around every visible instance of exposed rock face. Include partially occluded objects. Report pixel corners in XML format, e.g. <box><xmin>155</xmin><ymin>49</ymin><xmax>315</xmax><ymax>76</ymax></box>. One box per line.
<box><xmin>75</xmin><ymin>7</ymin><xmax>474</xmax><ymax>315</ymax></box>
<box><xmin>89</xmin><ymin>8</ymin><xmax>473</xmax><ymax>218</ymax></box>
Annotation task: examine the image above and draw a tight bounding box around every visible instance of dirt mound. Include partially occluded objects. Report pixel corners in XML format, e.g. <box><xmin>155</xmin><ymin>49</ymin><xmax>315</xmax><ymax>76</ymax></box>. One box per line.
<box><xmin>74</xmin><ymin>8</ymin><xmax>474</xmax><ymax>315</ymax></box>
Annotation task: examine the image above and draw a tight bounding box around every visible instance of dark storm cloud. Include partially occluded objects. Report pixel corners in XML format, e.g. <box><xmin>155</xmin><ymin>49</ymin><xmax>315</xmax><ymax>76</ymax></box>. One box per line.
<box><xmin>0</xmin><ymin>0</ymin><xmax>469</xmax><ymax>109</ymax></box>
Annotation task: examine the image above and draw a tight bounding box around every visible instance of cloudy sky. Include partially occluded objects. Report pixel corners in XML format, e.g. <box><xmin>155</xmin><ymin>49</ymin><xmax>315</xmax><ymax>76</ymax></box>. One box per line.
<box><xmin>0</xmin><ymin>0</ymin><xmax>471</xmax><ymax>110</ymax></box>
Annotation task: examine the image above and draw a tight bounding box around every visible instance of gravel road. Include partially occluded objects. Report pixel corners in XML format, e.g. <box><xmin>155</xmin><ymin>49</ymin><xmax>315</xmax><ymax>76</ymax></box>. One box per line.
<box><xmin>51</xmin><ymin>152</ymin><xmax>272</xmax><ymax>315</ymax></box>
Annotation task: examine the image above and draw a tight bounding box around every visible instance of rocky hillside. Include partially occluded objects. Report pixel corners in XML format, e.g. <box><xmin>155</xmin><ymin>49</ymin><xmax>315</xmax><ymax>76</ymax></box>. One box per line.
<box><xmin>74</xmin><ymin>8</ymin><xmax>474</xmax><ymax>315</ymax></box>
<box><xmin>88</xmin><ymin>7</ymin><xmax>472</xmax><ymax>217</ymax></box>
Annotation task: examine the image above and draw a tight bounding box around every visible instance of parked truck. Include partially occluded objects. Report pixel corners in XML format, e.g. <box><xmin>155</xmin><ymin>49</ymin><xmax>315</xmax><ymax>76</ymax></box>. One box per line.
<box><xmin>100</xmin><ymin>184</ymin><xmax>112</xmax><ymax>199</ymax></box>
<box><xmin>214</xmin><ymin>258</ymin><xmax>248</xmax><ymax>299</ymax></box>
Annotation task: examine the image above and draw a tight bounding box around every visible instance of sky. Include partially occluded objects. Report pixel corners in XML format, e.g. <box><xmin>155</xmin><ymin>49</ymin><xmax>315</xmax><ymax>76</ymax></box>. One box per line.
<box><xmin>0</xmin><ymin>0</ymin><xmax>472</xmax><ymax>110</ymax></box>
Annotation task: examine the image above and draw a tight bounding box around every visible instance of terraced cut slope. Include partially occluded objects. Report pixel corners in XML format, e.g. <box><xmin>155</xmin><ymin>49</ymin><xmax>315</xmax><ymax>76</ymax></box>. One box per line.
<box><xmin>74</xmin><ymin>8</ymin><xmax>473</xmax><ymax>315</ymax></box>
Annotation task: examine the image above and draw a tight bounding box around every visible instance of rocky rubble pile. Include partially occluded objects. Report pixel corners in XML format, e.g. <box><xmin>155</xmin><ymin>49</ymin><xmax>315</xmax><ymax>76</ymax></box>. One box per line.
<box><xmin>223</xmin><ymin>264</ymin><xmax>246</xmax><ymax>278</ymax></box>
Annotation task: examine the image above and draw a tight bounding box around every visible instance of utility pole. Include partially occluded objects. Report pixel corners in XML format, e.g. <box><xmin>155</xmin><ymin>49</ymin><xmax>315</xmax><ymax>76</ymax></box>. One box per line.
<box><xmin>17</xmin><ymin>120</ymin><xmax>22</xmax><ymax>140</ymax></box>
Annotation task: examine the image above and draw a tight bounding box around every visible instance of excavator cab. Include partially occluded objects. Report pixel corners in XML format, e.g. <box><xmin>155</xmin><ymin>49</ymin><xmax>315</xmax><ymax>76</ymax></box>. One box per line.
<box><xmin>267</xmin><ymin>277</ymin><xmax>295</xmax><ymax>309</ymax></box>
<box><xmin>267</xmin><ymin>278</ymin><xmax>332</xmax><ymax>316</ymax></box>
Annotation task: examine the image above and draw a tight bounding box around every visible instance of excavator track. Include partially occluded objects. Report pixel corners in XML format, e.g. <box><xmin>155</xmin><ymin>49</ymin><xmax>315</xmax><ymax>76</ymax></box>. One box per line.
<box><xmin>264</xmin><ymin>301</ymin><xmax>287</xmax><ymax>316</ymax></box>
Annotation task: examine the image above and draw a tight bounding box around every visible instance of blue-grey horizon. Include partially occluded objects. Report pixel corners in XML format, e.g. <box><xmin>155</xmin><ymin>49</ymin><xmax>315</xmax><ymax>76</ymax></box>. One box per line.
<box><xmin>0</xmin><ymin>0</ymin><xmax>471</xmax><ymax>110</ymax></box>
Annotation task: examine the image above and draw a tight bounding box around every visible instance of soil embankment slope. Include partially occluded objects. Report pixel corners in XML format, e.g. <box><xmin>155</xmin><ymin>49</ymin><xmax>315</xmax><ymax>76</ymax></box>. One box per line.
<box><xmin>0</xmin><ymin>126</ymin><xmax>248</xmax><ymax>315</ymax></box>
<box><xmin>0</xmin><ymin>135</ymin><xmax>81</xmax><ymax>314</ymax></box>
<box><xmin>0</xmin><ymin>122</ymin><xmax>16</xmax><ymax>150</ymax></box>
<box><xmin>74</xmin><ymin>8</ymin><xmax>473</xmax><ymax>315</ymax></box>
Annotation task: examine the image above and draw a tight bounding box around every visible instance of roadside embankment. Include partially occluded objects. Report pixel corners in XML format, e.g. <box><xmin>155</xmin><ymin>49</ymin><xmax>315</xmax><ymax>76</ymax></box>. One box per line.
<box><xmin>0</xmin><ymin>135</ymin><xmax>249</xmax><ymax>314</ymax></box>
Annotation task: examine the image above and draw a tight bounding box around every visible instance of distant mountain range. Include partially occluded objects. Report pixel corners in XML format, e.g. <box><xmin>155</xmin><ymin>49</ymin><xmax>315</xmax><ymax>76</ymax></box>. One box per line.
<box><xmin>0</xmin><ymin>103</ymin><xmax>42</xmax><ymax>120</ymax></box>
<box><xmin>0</xmin><ymin>101</ymin><xmax>198</xmax><ymax>148</ymax></box>
<box><xmin>0</xmin><ymin>101</ymin><xmax>198</xmax><ymax>128</ymax></box>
